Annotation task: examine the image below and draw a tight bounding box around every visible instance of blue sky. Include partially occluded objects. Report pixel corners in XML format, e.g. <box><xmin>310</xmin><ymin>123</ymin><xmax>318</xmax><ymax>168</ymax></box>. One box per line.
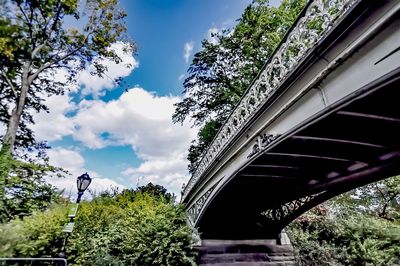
<box><xmin>31</xmin><ymin>0</ymin><xmax>262</xmax><ymax>197</ymax></box>
<box><xmin>121</xmin><ymin>0</ymin><xmax>251</xmax><ymax>96</ymax></box>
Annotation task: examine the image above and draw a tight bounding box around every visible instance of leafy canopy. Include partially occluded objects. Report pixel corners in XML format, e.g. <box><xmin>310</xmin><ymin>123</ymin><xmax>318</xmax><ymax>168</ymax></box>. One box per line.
<box><xmin>0</xmin><ymin>0</ymin><xmax>135</xmax><ymax>224</ymax></box>
<box><xmin>287</xmin><ymin>176</ymin><xmax>400</xmax><ymax>265</ymax></box>
<box><xmin>173</xmin><ymin>0</ymin><xmax>306</xmax><ymax>172</ymax></box>
<box><xmin>0</xmin><ymin>0</ymin><xmax>135</xmax><ymax>151</ymax></box>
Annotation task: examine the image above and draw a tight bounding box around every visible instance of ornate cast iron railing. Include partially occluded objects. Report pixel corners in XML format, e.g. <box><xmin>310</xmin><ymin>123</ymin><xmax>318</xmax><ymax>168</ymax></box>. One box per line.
<box><xmin>183</xmin><ymin>0</ymin><xmax>358</xmax><ymax>199</ymax></box>
<box><xmin>262</xmin><ymin>192</ymin><xmax>324</xmax><ymax>222</ymax></box>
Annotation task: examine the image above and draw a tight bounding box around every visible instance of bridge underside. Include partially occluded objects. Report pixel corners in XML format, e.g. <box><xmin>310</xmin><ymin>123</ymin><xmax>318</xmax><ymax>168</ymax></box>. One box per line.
<box><xmin>197</xmin><ymin>73</ymin><xmax>400</xmax><ymax>240</ymax></box>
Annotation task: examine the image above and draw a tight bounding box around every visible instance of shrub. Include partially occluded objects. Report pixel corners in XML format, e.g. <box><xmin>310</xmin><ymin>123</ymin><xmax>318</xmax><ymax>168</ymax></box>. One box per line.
<box><xmin>0</xmin><ymin>190</ymin><xmax>197</xmax><ymax>265</ymax></box>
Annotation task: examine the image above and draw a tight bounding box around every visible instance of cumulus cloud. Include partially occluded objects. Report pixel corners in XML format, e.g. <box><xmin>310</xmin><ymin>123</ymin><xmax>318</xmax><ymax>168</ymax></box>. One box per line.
<box><xmin>29</xmin><ymin>42</ymin><xmax>195</xmax><ymax>196</ymax></box>
<box><xmin>122</xmin><ymin>155</ymin><xmax>188</xmax><ymax>196</ymax></box>
<box><xmin>72</xmin><ymin>87</ymin><xmax>196</xmax><ymax>158</ymax></box>
<box><xmin>71</xmin><ymin>88</ymin><xmax>196</xmax><ymax>194</ymax></box>
<box><xmin>33</xmin><ymin>41</ymin><xmax>138</xmax><ymax>142</ymax></box>
<box><xmin>47</xmin><ymin>148</ymin><xmax>124</xmax><ymax>199</ymax></box>
<box><xmin>32</xmin><ymin>94</ymin><xmax>76</xmax><ymax>142</ymax></box>
<box><xmin>78</xmin><ymin>42</ymin><xmax>139</xmax><ymax>98</ymax></box>
<box><xmin>183</xmin><ymin>41</ymin><xmax>194</xmax><ymax>63</ymax></box>
<box><xmin>33</xmin><ymin>86</ymin><xmax>196</xmax><ymax>195</ymax></box>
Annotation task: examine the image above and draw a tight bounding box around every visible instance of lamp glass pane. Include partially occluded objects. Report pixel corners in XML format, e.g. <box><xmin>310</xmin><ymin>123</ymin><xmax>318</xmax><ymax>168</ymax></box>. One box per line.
<box><xmin>77</xmin><ymin>178</ymin><xmax>82</xmax><ymax>191</ymax></box>
<box><xmin>81</xmin><ymin>179</ymin><xmax>91</xmax><ymax>191</ymax></box>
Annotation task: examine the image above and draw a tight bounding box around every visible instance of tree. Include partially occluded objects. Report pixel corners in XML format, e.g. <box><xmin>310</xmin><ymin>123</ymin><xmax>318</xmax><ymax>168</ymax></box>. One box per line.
<box><xmin>0</xmin><ymin>155</ymin><xmax>62</xmax><ymax>222</ymax></box>
<box><xmin>0</xmin><ymin>0</ymin><xmax>135</xmax><ymax>154</ymax></box>
<box><xmin>0</xmin><ymin>0</ymin><xmax>135</xmax><ymax>223</ymax></box>
<box><xmin>286</xmin><ymin>176</ymin><xmax>400</xmax><ymax>265</ymax></box>
<box><xmin>135</xmin><ymin>182</ymin><xmax>174</xmax><ymax>201</ymax></box>
<box><xmin>173</xmin><ymin>0</ymin><xmax>306</xmax><ymax>172</ymax></box>
<box><xmin>338</xmin><ymin>175</ymin><xmax>400</xmax><ymax>221</ymax></box>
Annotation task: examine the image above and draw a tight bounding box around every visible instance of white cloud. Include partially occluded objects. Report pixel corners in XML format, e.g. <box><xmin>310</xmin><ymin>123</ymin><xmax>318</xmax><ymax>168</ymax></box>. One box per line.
<box><xmin>46</xmin><ymin>148</ymin><xmax>124</xmax><ymax>199</ymax></box>
<box><xmin>122</xmin><ymin>155</ymin><xmax>188</xmax><ymax>197</ymax></box>
<box><xmin>78</xmin><ymin>42</ymin><xmax>139</xmax><ymax>98</ymax></box>
<box><xmin>183</xmin><ymin>41</ymin><xmax>194</xmax><ymax>63</ymax></box>
<box><xmin>33</xmin><ymin>87</ymin><xmax>196</xmax><ymax>195</ymax></box>
<box><xmin>47</xmin><ymin>148</ymin><xmax>85</xmax><ymax>176</ymax></box>
<box><xmin>32</xmin><ymin>94</ymin><xmax>76</xmax><ymax>142</ymax></box>
<box><xmin>32</xmin><ymin>41</ymin><xmax>138</xmax><ymax>142</ymax></box>
<box><xmin>72</xmin><ymin>87</ymin><xmax>196</xmax><ymax>160</ymax></box>
<box><xmin>178</xmin><ymin>74</ymin><xmax>185</xmax><ymax>81</ymax></box>
<box><xmin>28</xmin><ymin>42</ymin><xmax>195</xmax><ymax>196</ymax></box>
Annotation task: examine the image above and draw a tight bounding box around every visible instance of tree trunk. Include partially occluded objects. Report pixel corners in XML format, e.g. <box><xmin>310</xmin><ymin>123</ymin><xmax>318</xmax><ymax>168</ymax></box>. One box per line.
<box><xmin>2</xmin><ymin>62</ymin><xmax>31</xmax><ymax>153</ymax></box>
<box><xmin>3</xmin><ymin>107</ymin><xmax>20</xmax><ymax>151</ymax></box>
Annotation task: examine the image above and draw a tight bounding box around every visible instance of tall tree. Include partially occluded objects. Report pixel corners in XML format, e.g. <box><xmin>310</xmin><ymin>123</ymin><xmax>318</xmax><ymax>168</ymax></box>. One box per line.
<box><xmin>0</xmin><ymin>0</ymin><xmax>135</xmax><ymax>222</ymax></box>
<box><xmin>287</xmin><ymin>176</ymin><xmax>400</xmax><ymax>265</ymax></box>
<box><xmin>0</xmin><ymin>0</ymin><xmax>135</xmax><ymax>154</ymax></box>
<box><xmin>173</xmin><ymin>0</ymin><xmax>306</xmax><ymax>172</ymax></box>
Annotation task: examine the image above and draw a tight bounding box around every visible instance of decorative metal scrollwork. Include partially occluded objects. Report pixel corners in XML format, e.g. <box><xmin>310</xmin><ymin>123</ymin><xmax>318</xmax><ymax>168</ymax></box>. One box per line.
<box><xmin>248</xmin><ymin>133</ymin><xmax>280</xmax><ymax>158</ymax></box>
<box><xmin>262</xmin><ymin>192</ymin><xmax>324</xmax><ymax>222</ymax></box>
<box><xmin>187</xmin><ymin>183</ymin><xmax>218</xmax><ymax>223</ymax></box>
<box><xmin>182</xmin><ymin>0</ymin><xmax>359</xmax><ymax>199</ymax></box>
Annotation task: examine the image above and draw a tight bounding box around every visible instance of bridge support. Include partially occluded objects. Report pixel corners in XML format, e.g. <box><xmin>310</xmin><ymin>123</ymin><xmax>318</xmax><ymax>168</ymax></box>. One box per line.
<box><xmin>196</xmin><ymin>233</ymin><xmax>296</xmax><ymax>266</ymax></box>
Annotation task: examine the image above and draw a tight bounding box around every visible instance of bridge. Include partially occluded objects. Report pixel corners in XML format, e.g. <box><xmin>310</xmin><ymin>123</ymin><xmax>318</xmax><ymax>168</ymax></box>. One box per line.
<box><xmin>182</xmin><ymin>0</ymin><xmax>400</xmax><ymax>264</ymax></box>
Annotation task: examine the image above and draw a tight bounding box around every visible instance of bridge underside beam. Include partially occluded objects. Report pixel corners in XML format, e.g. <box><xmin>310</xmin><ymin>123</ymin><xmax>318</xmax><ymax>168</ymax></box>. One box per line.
<box><xmin>197</xmin><ymin>71</ymin><xmax>400</xmax><ymax>239</ymax></box>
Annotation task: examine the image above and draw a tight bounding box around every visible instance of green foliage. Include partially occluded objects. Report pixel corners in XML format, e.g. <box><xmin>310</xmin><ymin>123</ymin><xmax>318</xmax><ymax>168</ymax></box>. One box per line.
<box><xmin>0</xmin><ymin>0</ymin><xmax>135</xmax><ymax>151</ymax></box>
<box><xmin>187</xmin><ymin>120</ymin><xmax>221</xmax><ymax>173</ymax></box>
<box><xmin>335</xmin><ymin>176</ymin><xmax>400</xmax><ymax>221</ymax></box>
<box><xmin>0</xmin><ymin>187</ymin><xmax>197</xmax><ymax>265</ymax></box>
<box><xmin>135</xmin><ymin>182</ymin><xmax>174</xmax><ymax>201</ymax></box>
<box><xmin>0</xmin><ymin>147</ymin><xmax>62</xmax><ymax>222</ymax></box>
<box><xmin>173</xmin><ymin>0</ymin><xmax>306</xmax><ymax>171</ymax></box>
<box><xmin>287</xmin><ymin>176</ymin><xmax>400</xmax><ymax>265</ymax></box>
<box><xmin>0</xmin><ymin>0</ymin><xmax>134</xmax><ymax>227</ymax></box>
<box><xmin>0</xmin><ymin>204</ymin><xmax>68</xmax><ymax>257</ymax></box>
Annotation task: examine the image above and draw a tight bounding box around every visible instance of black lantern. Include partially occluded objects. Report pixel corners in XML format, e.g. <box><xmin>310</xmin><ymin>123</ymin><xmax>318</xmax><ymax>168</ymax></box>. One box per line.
<box><xmin>76</xmin><ymin>172</ymin><xmax>91</xmax><ymax>203</ymax></box>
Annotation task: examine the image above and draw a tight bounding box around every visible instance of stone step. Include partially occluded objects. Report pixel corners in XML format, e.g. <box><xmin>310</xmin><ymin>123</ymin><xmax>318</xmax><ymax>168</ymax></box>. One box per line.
<box><xmin>199</xmin><ymin>253</ymin><xmax>271</xmax><ymax>264</ymax></box>
<box><xmin>199</xmin><ymin>253</ymin><xmax>296</xmax><ymax>263</ymax></box>
<box><xmin>197</xmin><ymin>245</ymin><xmax>294</xmax><ymax>255</ymax></box>
<box><xmin>196</xmin><ymin>239</ymin><xmax>297</xmax><ymax>266</ymax></box>
<box><xmin>197</xmin><ymin>239</ymin><xmax>293</xmax><ymax>255</ymax></box>
<box><xmin>198</xmin><ymin>262</ymin><xmax>297</xmax><ymax>266</ymax></box>
<box><xmin>202</xmin><ymin>239</ymin><xmax>278</xmax><ymax>246</ymax></box>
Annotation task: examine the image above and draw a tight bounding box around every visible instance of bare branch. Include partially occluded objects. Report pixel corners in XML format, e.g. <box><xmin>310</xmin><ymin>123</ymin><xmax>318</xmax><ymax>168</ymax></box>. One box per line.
<box><xmin>376</xmin><ymin>184</ymin><xmax>387</xmax><ymax>201</ymax></box>
<box><xmin>29</xmin><ymin>47</ymin><xmax>81</xmax><ymax>82</ymax></box>
<box><xmin>17</xmin><ymin>2</ymin><xmax>30</xmax><ymax>28</ymax></box>
<box><xmin>1</xmin><ymin>73</ymin><xmax>18</xmax><ymax>99</ymax></box>
<box><xmin>29</xmin><ymin>32</ymin><xmax>93</xmax><ymax>82</ymax></box>
<box><xmin>31</xmin><ymin>42</ymin><xmax>48</xmax><ymax>59</ymax></box>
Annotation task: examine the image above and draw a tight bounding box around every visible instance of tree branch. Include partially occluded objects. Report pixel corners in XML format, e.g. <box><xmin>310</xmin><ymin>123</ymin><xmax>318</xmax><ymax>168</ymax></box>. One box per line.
<box><xmin>1</xmin><ymin>73</ymin><xmax>18</xmax><ymax>99</ymax></box>
<box><xmin>29</xmin><ymin>46</ymin><xmax>82</xmax><ymax>82</ymax></box>
<box><xmin>29</xmin><ymin>31</ymin><xmax>93</xmax><ymax>82</ymax></box>
<box><xmin>31</xmin><ymin>42</ymin><xmax>47</xmax><ymax>59</ymax></box>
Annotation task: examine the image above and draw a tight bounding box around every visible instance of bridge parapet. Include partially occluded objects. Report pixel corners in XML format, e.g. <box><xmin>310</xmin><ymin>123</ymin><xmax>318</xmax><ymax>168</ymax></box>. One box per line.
<box><xmin>182</xmin><ymin>0</ymin><xmax>359</xmax><ymax>199</ymax></box>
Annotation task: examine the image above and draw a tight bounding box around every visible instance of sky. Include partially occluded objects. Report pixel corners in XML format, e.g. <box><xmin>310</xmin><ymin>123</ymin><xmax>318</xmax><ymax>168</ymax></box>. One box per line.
<box><xmin>26</xmin><ymin>0</ymin><xmax>260</xmax><ymax>199</ymax></box>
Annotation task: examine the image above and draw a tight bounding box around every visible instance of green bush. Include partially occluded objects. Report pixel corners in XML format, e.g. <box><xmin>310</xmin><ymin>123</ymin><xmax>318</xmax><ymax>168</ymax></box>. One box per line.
<box><xmin>287</xmin><ymin>204</ymin><xmax>400</xmax><ymax>265</ymax></box>
<box><xmin>0</xmin><ymin>147</ymin><xmax>63</xmax><ymax>222</ymax></box>
<box><xmin>0</xmin><ymin>204</ymin><xmax>68</xmax><ymax>257</ymax></box>
<box><xmin>0</xmin><ymin>190</ymin><xmax>197</xmax><ymax>265</ymax></box>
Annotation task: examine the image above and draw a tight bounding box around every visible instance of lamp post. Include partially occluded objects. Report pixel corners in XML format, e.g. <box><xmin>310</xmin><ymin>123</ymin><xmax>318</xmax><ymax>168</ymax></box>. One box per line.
<box><xmin>59</xmin><ymin>173</ymin><xmax>92</xmax><ymax>260</ymax></box>
<box><xmin>76</xmin><ymin>172</ymin><xmax>92</xmax><ymax>203</ymax></box>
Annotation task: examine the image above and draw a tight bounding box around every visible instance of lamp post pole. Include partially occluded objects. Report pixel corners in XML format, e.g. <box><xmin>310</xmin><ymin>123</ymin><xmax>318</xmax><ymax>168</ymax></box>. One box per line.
<box><xmin>59</xmin><ymin>173</ymin><xmax>92</xmax><ymax>260</ymax></box>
